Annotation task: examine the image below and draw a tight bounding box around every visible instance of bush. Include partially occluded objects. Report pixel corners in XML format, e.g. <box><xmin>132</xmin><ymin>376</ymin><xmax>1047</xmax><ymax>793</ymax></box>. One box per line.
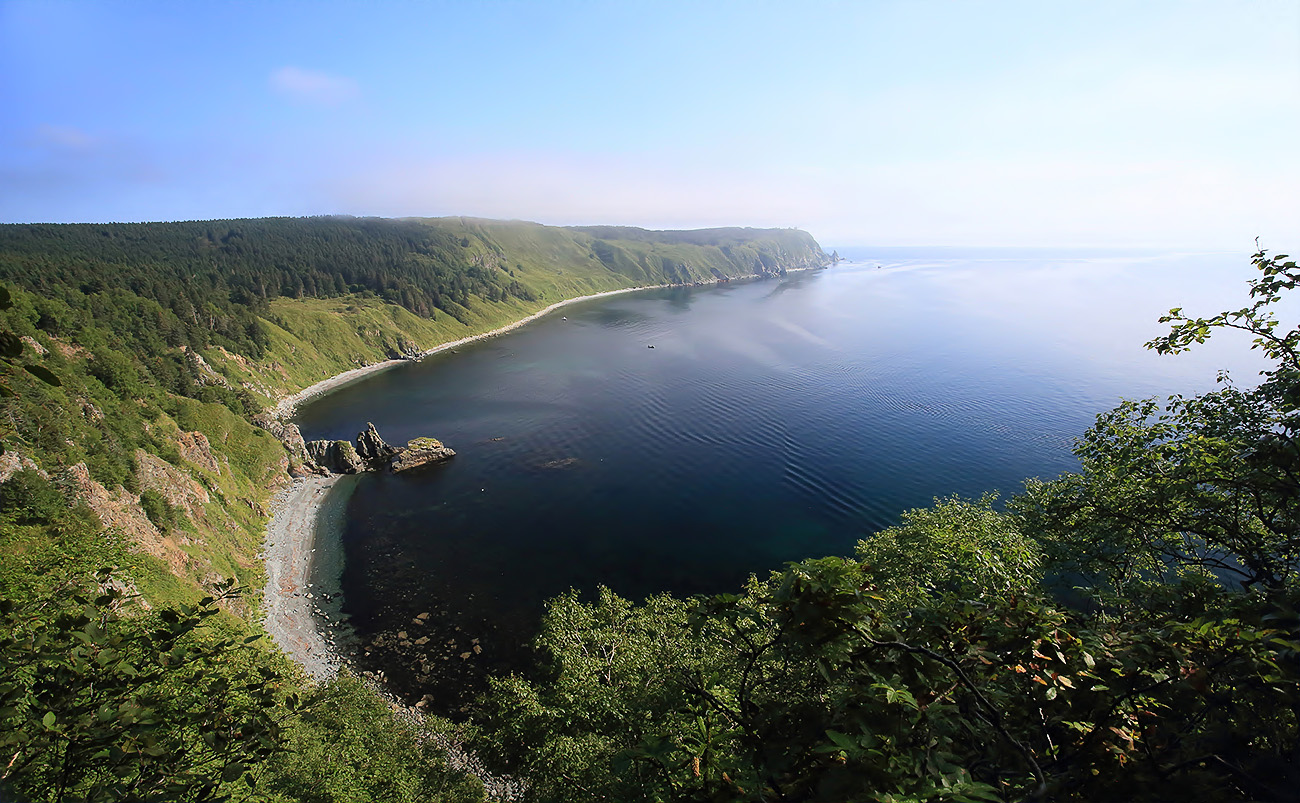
<box><xmin>138</xmin><ymin>489</ymin><xmax>175</xmax><ymax>532</ymax></box>
<box><xmin>0</xmin><ymin>469</ymin><xmax>65</xmax><ymax>524</ymax></box>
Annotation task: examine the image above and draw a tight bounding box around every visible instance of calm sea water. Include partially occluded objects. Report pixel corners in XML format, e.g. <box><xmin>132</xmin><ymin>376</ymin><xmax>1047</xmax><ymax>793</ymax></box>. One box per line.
<box><xmin>296</xmin><ymin>247</ymin><xmax>1271</xmax><ymax>687</ymax></box>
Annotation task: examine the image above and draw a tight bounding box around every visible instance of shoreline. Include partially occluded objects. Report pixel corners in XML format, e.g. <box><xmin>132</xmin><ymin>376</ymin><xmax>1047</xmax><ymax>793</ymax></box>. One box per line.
<box><xmin>269</xmin><ymin>265</ymin><xmax>824</xmax><ymax>421</ymax></box>
<box><xmin>258</xmin><ymin>264</ymin><xmax>828</xmax><ymax>680</ymax></box>
<box><xmin>262</xmin><ymin>474</ymin><xmax>358</xmax><ymax>680</ymax></box>
<box><xmin>270</xmin><ymin>282</ymin><xmax>673</xmax><ymax>421</ymax></box>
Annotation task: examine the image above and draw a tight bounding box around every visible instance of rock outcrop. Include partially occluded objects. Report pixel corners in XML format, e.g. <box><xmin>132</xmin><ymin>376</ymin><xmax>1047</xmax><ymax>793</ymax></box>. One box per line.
<box><xmin>390</xmin><ymin>437</ymin><xmax>457</xmax><ymax>472</ymax></box>
<box><xmin>254</xmin><ymin>413</ymin><xmax>318</xmax><ymax>476</ymax></box>
<box><xmin>304</xmin><ymin>425</ymin><xmax>454</xmax><ymax>474</ymax></box>
<box><xmin>305</xmin><ymin>439</ymin><xmax>367</xmax><ymax>474</ymax></box>
<box><xmin>135</xmin><ymin>449</ymin><xmax>210</xmax><ymax>521</ymax></box>
<box><xmin>354</xmin><ymin>422</ymin><xmax>399</xmax><ymax>469</ymax></box>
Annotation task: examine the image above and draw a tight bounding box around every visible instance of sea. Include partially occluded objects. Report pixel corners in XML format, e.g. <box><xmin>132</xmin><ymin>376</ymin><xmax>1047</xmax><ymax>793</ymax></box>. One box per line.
<box><xmin>294</xmin><ymin>246</ymin><xmax>1274</xmax><ymax>702</ymax></box>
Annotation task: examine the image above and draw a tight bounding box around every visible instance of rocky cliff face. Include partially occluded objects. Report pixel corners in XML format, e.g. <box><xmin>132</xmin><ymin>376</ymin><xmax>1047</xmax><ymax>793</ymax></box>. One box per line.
<box><xmin>305</xmin><ymin>439</ymin><xmax>366</xmax><ymax>474</ymax></box>
<box><xmin>253</xmin><ymin>413</ymin><xmax>316</xmax><ymax>476</ymax></box>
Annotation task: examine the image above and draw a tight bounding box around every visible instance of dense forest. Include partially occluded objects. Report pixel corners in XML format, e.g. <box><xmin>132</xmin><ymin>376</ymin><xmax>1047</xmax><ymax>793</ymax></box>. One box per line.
<box><xmin>0</xmin><ymin>223</ymin><xmax>1295</xmax><ymax>801</ymax></box>
<box><xmin>0</xmin><ymin>218</ymin><xmax>826</xmax><ymax>414</ymax></box>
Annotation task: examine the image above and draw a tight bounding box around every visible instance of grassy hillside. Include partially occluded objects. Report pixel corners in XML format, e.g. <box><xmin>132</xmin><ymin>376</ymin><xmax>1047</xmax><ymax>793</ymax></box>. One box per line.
<box><xmin>193</xmin><ymin>218</ymin><xmax>829</xmax><ymax>406</ymax></box>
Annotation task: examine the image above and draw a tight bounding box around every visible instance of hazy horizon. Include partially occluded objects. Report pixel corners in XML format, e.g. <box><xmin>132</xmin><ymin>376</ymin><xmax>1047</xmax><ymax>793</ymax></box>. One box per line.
<box><xmin>2</xmin><ymin>1</ymin><xmax>1297</xmax><ymax>250</ymax></box>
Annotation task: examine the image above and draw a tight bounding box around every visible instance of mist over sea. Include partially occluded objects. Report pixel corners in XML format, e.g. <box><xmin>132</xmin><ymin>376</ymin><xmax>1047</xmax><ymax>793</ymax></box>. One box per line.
<box><xmin>296</xmin><ymin>247</ymin><xmax>1273</xmax><ymax>685</ymax></box>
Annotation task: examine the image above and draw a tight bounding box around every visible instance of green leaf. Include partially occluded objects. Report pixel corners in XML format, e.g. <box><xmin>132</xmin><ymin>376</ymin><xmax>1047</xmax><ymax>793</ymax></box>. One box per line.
<box><xmin>23</xmin><ymin>364</ymin><xmax>61</xmax><ymax>387</ymax></box>
<box><xmin>826</xmin><ymin>729</ymin><xmax>858</xmax><ymax>751</ymax></box>
<box><xmin>218</xmin><ymin>758</ymin><xmax>244</xmax><ymax>779</ymax></box>
<box><xmin>41</xmin><ymin>711</ymin><xmax>56</xmax><ymax>729</ymax></box>
<box><xmin>0</xmin><ymin>331</ymin><xmax>22</xmax><ymax>359</ymax></box>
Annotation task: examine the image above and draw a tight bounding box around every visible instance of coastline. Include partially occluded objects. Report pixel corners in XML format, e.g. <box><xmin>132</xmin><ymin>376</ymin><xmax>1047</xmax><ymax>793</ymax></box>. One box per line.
<box><xmin>262</xmin><ymin>474</ymin><xmax>359</xmax><ymax>680</ymax></box>
<box><xmin>270</xmin><ymin>283</ymin><xmax>672</xmax><ymax>421</ymax></box>
<box><xmin>258</xmin><ymin>265</ymin><xmax>828</xmax><ymax>681</ymax></box>
<box><xmin>261</xmin><ymin>284</ymin><xmax>675</xmax><ymax>678</ymax></box>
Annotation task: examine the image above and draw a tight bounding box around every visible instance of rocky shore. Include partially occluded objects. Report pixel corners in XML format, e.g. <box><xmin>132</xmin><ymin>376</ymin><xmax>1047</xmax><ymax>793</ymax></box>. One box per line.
<box><xmin>262</xmin><ymin>475</ymin><xmax>355</xmax><ymax>680</ymax></box>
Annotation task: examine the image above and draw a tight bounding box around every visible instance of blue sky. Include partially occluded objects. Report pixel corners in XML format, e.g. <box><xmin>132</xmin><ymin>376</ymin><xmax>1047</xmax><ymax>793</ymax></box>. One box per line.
<box><xmin>1</xmin><ymin>0</ymin><xmax>1297</xmax><ymax>248</ymax></box>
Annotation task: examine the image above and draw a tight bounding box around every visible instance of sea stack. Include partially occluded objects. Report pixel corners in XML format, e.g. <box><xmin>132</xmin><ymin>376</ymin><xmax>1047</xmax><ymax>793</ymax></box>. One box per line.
<box><xmin>390</xmin><ymin>437</ymin><xmax>457</xmax><ymax>472</ymax></box>
<box><xmin>303</xmin><ymin>423</ymin><xmax>454</xmax><ymax>474</ymax></box>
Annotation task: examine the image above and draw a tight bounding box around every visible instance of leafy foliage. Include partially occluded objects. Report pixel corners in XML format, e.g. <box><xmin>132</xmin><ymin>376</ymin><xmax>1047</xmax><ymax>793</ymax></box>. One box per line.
<box><xmin>266</xmin><ymin>674</ymin><xmax>484</xmax><ymax>803</ymax></box>
<box><xmin>0</xmin><ymin>576</ymin><xmax>289</xmax><ymax>802</ymax></box>
<box><xmin>1015</xmin><ymin>247</ymin><xmax>1300</xmax><ymax>593</ymax></box>
<box><xmin>477</xmin><ymin>249</ymin><xmax>1300</xmax><ymax>802</ymax></box>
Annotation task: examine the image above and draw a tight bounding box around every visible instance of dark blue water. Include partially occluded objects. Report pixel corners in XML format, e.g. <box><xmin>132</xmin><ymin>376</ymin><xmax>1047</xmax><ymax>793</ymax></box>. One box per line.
<box><xmin>296</xmin><ymin>248</ymin><xmax>1271</xmax><ymax>697</ymax></box>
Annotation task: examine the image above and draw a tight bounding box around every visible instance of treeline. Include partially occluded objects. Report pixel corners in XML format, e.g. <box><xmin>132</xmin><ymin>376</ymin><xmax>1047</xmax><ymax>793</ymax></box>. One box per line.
<box><xmin>0</xmin><ymin>217</ymin><xmax>536</xmax><ymax>361</ymax></box>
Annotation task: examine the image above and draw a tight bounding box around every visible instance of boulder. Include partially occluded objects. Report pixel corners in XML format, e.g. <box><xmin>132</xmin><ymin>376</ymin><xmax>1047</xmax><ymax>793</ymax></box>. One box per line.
<box><xmin>390</xmin><ymin>437</ymin><xmax>456</xmax><ymax>472</ymax></box>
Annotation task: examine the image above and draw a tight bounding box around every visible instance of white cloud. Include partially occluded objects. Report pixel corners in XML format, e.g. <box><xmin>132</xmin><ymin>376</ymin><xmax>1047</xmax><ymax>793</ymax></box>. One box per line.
<box><xmin>327</xmin><ymin>154</ymin><xmax>826</xmax><ymax>230</ymax></box>
<box><xmin>32</xmin><ymin>124</ymin><xmax>96</xmax><ymax>150</ymax></box>
<box><xmin>270</xmin><ymin>66</ymin><xmax>359</xmax><ymax>105</ymax></box>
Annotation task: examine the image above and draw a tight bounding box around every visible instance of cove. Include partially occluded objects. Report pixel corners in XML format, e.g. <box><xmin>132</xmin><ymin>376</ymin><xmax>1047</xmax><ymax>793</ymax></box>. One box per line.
<box><xmin>295</xmin><ymin>247</ymin><xmax>1268</xmax><ymax>706</ymax></box>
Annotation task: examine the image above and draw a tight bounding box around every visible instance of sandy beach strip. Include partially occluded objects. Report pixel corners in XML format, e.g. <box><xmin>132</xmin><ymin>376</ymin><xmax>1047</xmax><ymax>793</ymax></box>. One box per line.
<box><xmin>262</xmin><ymin>474</ymin><xmax>357</xmax><ymax>680</ymax></box>
<box><xmin>271</xmin><ymin>283</ymin><xmax>670</xmax><ymax>420</ymax></box>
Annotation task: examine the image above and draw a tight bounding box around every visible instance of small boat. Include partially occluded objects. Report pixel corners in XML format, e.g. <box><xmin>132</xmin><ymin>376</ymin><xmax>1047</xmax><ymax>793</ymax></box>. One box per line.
<box><xmin>562</xmin><ymin>316</ymin><xmax>567</xmax><ymax>320</ymax></box>
<box><xmin>648</xmin><ymin>345</ymin><xmax>655</xmax><ymax>349</ymax></box>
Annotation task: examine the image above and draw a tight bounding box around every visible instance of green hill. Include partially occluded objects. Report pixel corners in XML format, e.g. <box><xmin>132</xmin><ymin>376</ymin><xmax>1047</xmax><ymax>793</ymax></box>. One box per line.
<box><xmin>0</xmin><ymin>217</ymin><xmax>827</xmax><ymax>410</ymax></box>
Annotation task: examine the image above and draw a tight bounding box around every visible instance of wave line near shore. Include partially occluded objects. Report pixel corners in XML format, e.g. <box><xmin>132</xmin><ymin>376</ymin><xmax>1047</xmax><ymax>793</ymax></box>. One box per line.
<box><xmin>271</xmin><ymin>283</ymin><xmax>673</xmax><ymax>421</ymax></box>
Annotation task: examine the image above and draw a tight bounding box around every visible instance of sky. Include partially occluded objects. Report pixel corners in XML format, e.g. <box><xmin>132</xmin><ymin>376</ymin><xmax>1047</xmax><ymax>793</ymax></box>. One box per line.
<box><xmin>1</xmin><ymin>0</ymin><xmax>1297</xmax><ymax>248</ymax></box>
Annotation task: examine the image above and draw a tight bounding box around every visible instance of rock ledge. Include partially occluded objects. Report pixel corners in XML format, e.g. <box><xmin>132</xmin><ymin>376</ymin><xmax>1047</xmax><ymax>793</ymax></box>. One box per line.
<box><xmin>303</xmin><ymin>423</ymin><xmax>454</xmax><ymax>474</ymax></box>
<box><xmin>390</xmin><ymin>437</ymin><xmax>457</xmax><ymax>472</ymax></box>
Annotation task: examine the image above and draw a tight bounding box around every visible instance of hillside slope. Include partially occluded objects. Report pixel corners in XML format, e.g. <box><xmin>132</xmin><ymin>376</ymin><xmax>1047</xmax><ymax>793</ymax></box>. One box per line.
<box><xmin>0</xmin><ymin>217</ymin><xmax>828</xmax><ymax>608</ymax></box>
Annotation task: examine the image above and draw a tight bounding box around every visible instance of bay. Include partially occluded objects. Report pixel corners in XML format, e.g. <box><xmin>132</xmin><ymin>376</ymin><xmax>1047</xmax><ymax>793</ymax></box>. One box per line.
<box><xmin>295</xmin><ymin>247</ymin><xmax>1272</xmax><ymax>701</ymax></box>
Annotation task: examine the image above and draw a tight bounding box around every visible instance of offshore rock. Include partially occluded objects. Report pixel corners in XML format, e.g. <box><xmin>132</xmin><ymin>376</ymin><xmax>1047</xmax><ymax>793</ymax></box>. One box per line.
<box><xmin>355</xmin><ymin>422</ymin><xmax>399</xmax><ymax>469</ymax></box>
<box><xmin>305</xmin><ymin>439</ymin><xmax>366</xmax><ymax>474</ymax></box>
<box><xmin>390</xmin><ymin>437</ymin><xmax>456</xmax><ymax>472</ymax></box>
<box><xmin>304</xmin><ymin>424</ymin><xmax>453</xmax><ymax>474</ymax></box>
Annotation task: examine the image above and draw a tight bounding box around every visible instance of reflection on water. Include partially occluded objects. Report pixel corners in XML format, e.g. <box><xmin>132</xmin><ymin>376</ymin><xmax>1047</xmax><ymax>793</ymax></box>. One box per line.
<box><xmin>295</xmin><ymin>248</ymin><xmax>1272</xmax><ymax>706</ymax></box>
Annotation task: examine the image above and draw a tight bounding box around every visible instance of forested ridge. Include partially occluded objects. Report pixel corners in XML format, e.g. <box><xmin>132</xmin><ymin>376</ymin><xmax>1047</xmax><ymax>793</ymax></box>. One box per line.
<box><xmin>0</xmin><ymin>217</ymin><xmax>823</xmax><ymax>354</ymax></box>
<box><xmin>0</xmin><ymin>225</ymin><xmax>1295</xmax><ymax>802</ymax></box>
